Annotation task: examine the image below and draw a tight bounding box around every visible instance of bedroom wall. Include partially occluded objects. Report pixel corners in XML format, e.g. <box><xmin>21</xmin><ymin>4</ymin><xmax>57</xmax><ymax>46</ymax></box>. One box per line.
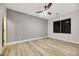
<box><xmin>0</xmin><ymin>4</ymin><xmax>3</xmax><ymax>47</ymax></box>
<box><xmin>7</xmin><ymin>9</ymin><xmax>48</xmax><ymax>43</ymax></box>
<box><xmin>48</xmin><ymin>10</ymin><xmax>79</xmax><ymax>44</ymax></box>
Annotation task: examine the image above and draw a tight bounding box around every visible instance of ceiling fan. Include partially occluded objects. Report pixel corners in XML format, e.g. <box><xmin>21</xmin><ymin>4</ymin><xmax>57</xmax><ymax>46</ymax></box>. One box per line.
<box><xmin>36</xmin><ymin>3</ymin><xmax>52</xmax><ymax>15</ymax></box>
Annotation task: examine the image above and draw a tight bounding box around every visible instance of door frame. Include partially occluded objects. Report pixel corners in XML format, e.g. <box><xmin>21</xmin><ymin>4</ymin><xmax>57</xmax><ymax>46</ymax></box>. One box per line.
<box><xmin>2</xmin><ymin>16</ymin><xmax>7</xmax><ymax>47</ymax></box>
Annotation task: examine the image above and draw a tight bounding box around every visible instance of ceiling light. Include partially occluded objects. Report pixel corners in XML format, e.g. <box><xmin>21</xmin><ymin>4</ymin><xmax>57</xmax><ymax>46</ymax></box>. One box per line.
<box><xmin>44</xmin><ymin>11</ymin><xmax>47</xmax><ymax>13</ymax></box>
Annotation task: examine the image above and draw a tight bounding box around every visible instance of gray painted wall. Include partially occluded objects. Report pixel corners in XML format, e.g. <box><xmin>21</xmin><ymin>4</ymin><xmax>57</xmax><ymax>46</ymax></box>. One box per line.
<box><xmin>7</xmin><ymin>9</ymin><xmax>48</xmax><ymax>43</ymax></box>
<box><xmin>0</xmin><ymin>4</ymin><xmax>3</xmax><ymax>46</ymax></box>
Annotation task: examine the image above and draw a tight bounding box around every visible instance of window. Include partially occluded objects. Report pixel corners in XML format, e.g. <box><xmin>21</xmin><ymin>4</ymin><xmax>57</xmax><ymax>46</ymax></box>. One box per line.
<box><xmin>53</xmin><ymin>21</ymin><xmax>60</xmax><ymax>33</ymax></box>
<box><xmin>53</xmin><ymin>18</ymin><xmax>71</xmax><ymax>34</ymax></box>
<box><xmin>61</xmin><ymin>19</ymin><xmax>71</xmax><ymax>33</ymax></box>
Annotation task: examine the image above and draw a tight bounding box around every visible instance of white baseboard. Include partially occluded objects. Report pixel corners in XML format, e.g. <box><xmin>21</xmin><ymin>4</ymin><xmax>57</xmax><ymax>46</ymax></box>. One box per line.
<box><xmin>6</xmin><ymin>36</ymin><xmax>79</xmax><ymax>45</ymax></box>
<box><xmin>7</xmin><ymin>36</ymin><xmax>47</xmax><ymax>45</ymax></box>
<box><xmin>48</xmin><ymin>36</ymin><xmax>79</xmax><ymax>44</ymax></box>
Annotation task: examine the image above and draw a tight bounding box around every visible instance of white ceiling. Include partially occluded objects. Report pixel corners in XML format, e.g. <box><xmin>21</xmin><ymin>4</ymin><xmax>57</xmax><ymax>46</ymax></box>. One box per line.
<box><xmin>5</xmin><ymin>3</ymin><xmax>79</xmax><ymax>20</ymax></box>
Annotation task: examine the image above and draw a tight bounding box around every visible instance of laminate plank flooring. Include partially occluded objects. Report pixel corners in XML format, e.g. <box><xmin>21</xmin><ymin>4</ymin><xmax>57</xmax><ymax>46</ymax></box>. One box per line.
<box><xmin>1</xmin><ymin>38</ymin><xmax>79</xmax><ymax>56</ymax></box>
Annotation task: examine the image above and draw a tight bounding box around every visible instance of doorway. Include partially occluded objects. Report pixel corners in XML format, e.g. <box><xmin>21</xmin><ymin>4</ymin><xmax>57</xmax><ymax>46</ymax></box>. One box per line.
<box><xmin>2</xmin><ymin>16</ymin><xmax>7</xmax><ymax>47</ymax></box>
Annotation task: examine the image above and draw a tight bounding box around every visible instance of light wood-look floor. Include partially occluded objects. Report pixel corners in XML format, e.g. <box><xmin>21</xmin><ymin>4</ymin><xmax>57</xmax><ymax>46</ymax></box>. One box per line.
<box><xmin>1</xmin><ymin>38</ymin><xmax>79</xmax><ymax>56</ymax></box>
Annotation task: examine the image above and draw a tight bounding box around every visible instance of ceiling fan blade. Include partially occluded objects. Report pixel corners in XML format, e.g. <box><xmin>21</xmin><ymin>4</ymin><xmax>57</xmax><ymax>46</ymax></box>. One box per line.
<box><xmin>47</xmin><ymin>3</ymin><xmax>52</xmax><ymax>9</ymax></box>
<box><xmin>36</xmin><ymin>11</ymin><xmax>43</xmax><ymax>13</ymax></box>
<box><xmin>48</xmin><ymin>12</ymin><xmax>52</xmax><ymax>15</ymax></box>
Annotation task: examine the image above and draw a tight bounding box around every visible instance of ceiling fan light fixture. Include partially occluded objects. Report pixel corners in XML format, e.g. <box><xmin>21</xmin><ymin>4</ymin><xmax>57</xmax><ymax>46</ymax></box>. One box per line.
<box><xmin>36</xmin><ymin>3</ymin><xmax>52</xmax><ymax>15</ymax></box>
<box><xmin>44</xmin><ymin>11</ymin><xmax>47</xmax><ymax>13</ymax></box>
